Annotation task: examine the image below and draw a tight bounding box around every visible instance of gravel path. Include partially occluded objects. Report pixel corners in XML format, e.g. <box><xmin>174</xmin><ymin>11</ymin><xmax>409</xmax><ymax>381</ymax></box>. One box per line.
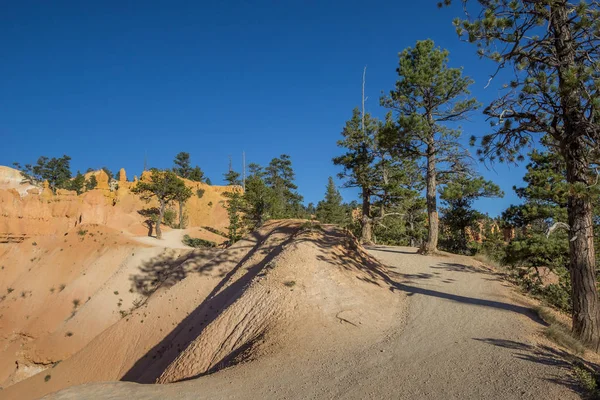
<box><xmin>44</xmin><ymin>246</ymin><xmax>581</xmax><ymax>400</ymax></box>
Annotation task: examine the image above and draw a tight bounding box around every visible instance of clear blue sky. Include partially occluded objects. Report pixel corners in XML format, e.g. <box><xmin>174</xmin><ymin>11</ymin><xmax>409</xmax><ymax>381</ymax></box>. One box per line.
<box><xmin>1</xmin><ymin>1</ymin><xmax>529</xmax><ymax>216</ymax></box>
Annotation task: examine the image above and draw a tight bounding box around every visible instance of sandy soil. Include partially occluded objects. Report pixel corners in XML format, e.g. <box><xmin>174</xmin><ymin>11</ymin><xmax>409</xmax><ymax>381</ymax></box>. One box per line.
<box><xmin>33</xmin><ymin>244</ymin><xmax>583</xmax><ymax>400</ymax></box>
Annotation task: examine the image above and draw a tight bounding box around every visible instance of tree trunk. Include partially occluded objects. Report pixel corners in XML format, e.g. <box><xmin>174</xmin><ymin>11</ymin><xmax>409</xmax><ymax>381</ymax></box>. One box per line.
<box><xmin>565</xmin><ymin>142</ymin><xmax>600</xmax><ymax>349</ymax></box>
<box><xmin>423</xmin><ymin>142</ymin><xmax>438</xmax><ymax>254</ymax></box>
<box><xmin>409</xmin><ymin>219</ymin><xmax>416</xmax><ymax>247</ymax></box>
<box><xmin>156</xmin><ymin>202</ymin><xmax>165</xmax><ymax>239</ymax></box>
<box><xmin>178</xmin><ymin>200</ymin><xmax>184</xmax><ymax>229</ymax></box>
<box><xmin>361</xmin><ymin>188</ymin><xmax>373</xmax><ymax>244</ymax></box>
<box><xmin>551</xmin><ymin>2</ymin><xmax>600</xmax><ymax>348</ymax></box>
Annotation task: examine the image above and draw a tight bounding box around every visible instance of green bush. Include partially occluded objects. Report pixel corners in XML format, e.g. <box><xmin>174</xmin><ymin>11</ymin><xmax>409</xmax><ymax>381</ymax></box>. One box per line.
<box><xmin>182</xmin><ymin>234</ymin><xmax>217</xmax><ymax>248</ymax></box>
<box><xmin>196</xmin><ymin>189</ymin><xmax>205</xmax><ymax>198</ymax></box>
<box><xmin>202</xmin><ymin>226</ymin><xmax>228</xmax><ymax>237</ymax></box>
<box><xmin>163</xmin><ymin>208</ymin><xmax>177</xmax><ymax>228</ymax></box>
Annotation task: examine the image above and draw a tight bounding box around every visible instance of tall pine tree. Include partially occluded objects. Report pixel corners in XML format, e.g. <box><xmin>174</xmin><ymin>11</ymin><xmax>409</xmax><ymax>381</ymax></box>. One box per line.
<box><xmin>381</xmin><ymin>39</ymin><xmax>479</xmax><ymax>254</ymax></box>
<box><xmin>316</xmin><ymin>177</ymin><xmax>346</xmax><ymax>225</ymax></box>
<box><xmin>449</xmin><ymin>0</ymin><xmax>600</xmax><ymax>346</ymax></box>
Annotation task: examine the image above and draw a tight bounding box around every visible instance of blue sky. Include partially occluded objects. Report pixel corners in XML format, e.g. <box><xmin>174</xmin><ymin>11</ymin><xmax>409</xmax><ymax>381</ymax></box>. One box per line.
<box><xmin>1</xmin><ymin>1</ymin><xmax>530</xmax><ymax>216</ymax></box>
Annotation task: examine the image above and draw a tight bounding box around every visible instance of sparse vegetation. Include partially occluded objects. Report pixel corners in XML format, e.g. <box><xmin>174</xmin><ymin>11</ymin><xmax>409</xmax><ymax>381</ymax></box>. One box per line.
<box><xmin>65</xmin><ymin>331</ymin><xmax>73</xmax><ymax>337</ymax></box>
<box><xmin>202</xmin><ymin>226</ymin><xmax>228</xmax><ymax>237</ymax></box>
<box><xmin>573</xmin><ymin>365</ymin><xmax>599</xmax><ymax>397</ymax></box>
<box><xmin>7</xmin><ymin>288</ymin><xmax>14</xmax><ymax>294</ymax></box>
<box><xmin>72</xmin><ymin>299</ymin><xmax>80</xmax><ymax>308</ymax></box>
<box><xmin>533</xmin><ymin>306</ymin><xmax>586</xmax><ymax>355</ymax></box>
<box><xmin>44</xmin><ymin>374</ymin><xmax>51</xmax><ymax>382</ymax></box>
<box><xmin>183</xmin><ymin>234</ymin><xmax>217</xmax><ymax>248</ymax></box>
<box><xmin>59</xmin><ymin>284</ymin><xmax>66</xmax><ymax>292</ymax></box>
<box><xmin>283</xmin><ymin>281</ymin><xmax>296</xmax><ymax>287</ymax></box>
<box><xmin>77</xmin><ymin>229</ymin><xmax>88</xmax><ymax>236</ymax></box>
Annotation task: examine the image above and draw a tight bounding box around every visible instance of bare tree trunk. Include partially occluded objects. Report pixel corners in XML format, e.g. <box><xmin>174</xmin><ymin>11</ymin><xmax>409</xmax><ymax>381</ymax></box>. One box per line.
<box><xmin>565</xmin><ymin>142</ymin><xmax>600</xmax><ymax>349</ymax></box>
<box><xmin>361</xmin><ymin>189</ymin><xmax>373</xmax><ymax>244</ymax></box>
<box><xmin>423</xmin><ymin>142</ymin><xmax>438</xmax><ymax>254</ymax></box>
<box><xmin>156</xmin><ymin>202</ymin><xmax>165</xmax><ymax>239</ymax></box>
<box><xmin>178</xmin><ymin>200</ymin><xmax>184</xmax><ymax>229</ymax></box>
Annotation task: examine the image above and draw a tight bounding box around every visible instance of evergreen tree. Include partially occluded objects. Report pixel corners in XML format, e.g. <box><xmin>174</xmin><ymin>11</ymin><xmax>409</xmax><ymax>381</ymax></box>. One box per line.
<box><xmin>449</xmin><ymin>0</ymin><xmax>600</xmax><ymax>346</ymax></box>
<box><xmin>265</xmin><ymin>154</ymin><xmax>304</xmax><ymax>218</ymax></box>
<box><xmin>173</xmin><ymin>152</ymin><xmax>192</xmax><ymax>178</ymax></box>
<box><xmin>174</xmin><ymin>184</ymin><xmax>193</xmax><ymax>229</ymax></box>
<box><xmin>381</xmin><ymin>39</ymin><xmax>479</xmax><ymax>254</ymax></box>
<box><xmin>224</xmin><ymin>189</ymin><xmax>244</xmax><ymax>242</ymax></box>
<box><xmin>316</xmin><ymin>177</ymin><xmax>346</xmax><ymax>225</ymax></box>
<box><xmin>68</xmin><ymin>171</ymin><xmax>85</xmax><ymax>195</ymax></box>
<box><xmin>333</xmin><ymin>109</ymin><xmax>380</xmax><ymax>243</ymax></box>
<box><xmin>85</xmin><ymin>175</ymin><xmax>98</xmax><ymax>191</ymax></box>
<box><xmin>224</xmin><ymin>169</ymin><xmax>242</xmax><ymax>186</ymax></box>
<box><xmin>439</xmin><ymin>176</ymin><xmax>503</xmax><ymax>254</ymax></box>
<box><xmin>242</xmin><ymin>171</ymin><xmax>274</xmax><ymax>228</ymax></box>
<box><xmin>14</xmin><ymin>155</ymin><xmax>72</xmax><ymax>193</ymax></box>
<box><xmin>132</xmin><ymin>169</ymin><xmax>189</xmax><ymax>239</ymax></box>
<box><xmin>189</xmin><ymin>166</ymin><xmax>206</xmax><ymax>183</ymax></box>
<box><xmin>173</xmin><ymin>152</ymin><xmax>207</xmax><ymax>183</ymax></box>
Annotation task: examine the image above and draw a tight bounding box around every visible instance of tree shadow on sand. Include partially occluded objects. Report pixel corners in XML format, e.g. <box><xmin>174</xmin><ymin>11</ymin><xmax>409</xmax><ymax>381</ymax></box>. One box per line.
<box><xmin>474</xmin><ymin>338</ymin><xmax>599</xmax><ymax>396</ymax></box>
<box><xmin>305</xmin><ymin>230</ymin><xmax>545</xmax><ymax>324</ymax></box>
<box><xmin>121</xmin><ymin>223</ymin><xmax>302</xmax><ymax>384</ymax></box>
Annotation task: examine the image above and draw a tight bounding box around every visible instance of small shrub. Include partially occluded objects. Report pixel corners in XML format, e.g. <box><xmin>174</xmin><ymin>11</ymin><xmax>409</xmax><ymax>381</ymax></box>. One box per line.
<box><xmin>65</xmin><ymin>331</ymin><xmax>73</xmax><ymax>337</ymax></box>
<box><xmin>196</xmin><ymin>189</ymin><xmax>205</xmax><ymax>198</ymax></box>
<box><xmin>163</xmin><ymin>209</ymin><xmax>177</xmax><ymax>228</ymax></box>
<box><xmin>59</xmin><ymin>284</ymin><xmax>66</xmax><ymax>292</ymax></box>
<box><xmin>202</xmin><ymin>226</ymin><xmax>228</xmax><ymax>237</ymax></box>
<box><xmin>44</xmin><ymin>374</ymin><xmax>51</xmax><ymax>382</ymax></box>
<box><xmin>208</xmin><ymin>201</ymin><xmax>213</xmax><ymax>207</ymax></box>
<box><xmin>119</xmin><ymin>310</ymin><xmax>129</xmax><ymax>318</ymax></box>
<box><xmin>32</xmin><ymin>242</ymin><xmax>37</xmax><ymax>246</ymax></box>
<box><xmin>7</xmin><ymin>288</ymin><xmax>14</xmax><ymax>294</ymax></box>
<box><xmin>182</xmin><ymin>234</ymin><xmax>217</xmax><ymax>248</ymax></box>
<box><xmin>114</xmin><ymin>291</ymin><xmax>119</xmax><ymax>295</ymax></box>
<box><xmin>20</xmin><ymin>291</ymin><xmax>26</xmax><ymax>298</ymax></box>
<box><xmin>78</xmin><ymin>229</ymin><xmax>88</xmax><ymax>236</ymax></box>
<box><xmin>573</xmin><ymin>365</ymin><xmax>599</xmax><ymax>397</ymax></box>
<box><xmin>284</xmin><ymin>281</ymin><xmax>296</xmax><ymax>287</ymax></box>
<box><xmin>72</xmin><ymin>299</ymin><xmax>80</xmax><ymax>308</ymax></box>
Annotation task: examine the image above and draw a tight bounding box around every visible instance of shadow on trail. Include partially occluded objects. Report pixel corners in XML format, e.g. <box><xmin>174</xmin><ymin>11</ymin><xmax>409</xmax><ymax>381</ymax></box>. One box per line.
<box><xmin>309</xmin><ymin>235</ymin><xmax>545</xmax><ymax>324</ymax></box>
<box><xmin>366</xmin><ymin>245</ymin><xmax>418</xmax><ymax>255</ymax></box>
<box><xmin>121</xmin><ymin>223</ymin><xmax>302</xmax><ymax>384</ymax></box>
<box><xmin>474</xmin><ymin>338</ymin><xmax>599</xmax><ymax>396</ymax></box>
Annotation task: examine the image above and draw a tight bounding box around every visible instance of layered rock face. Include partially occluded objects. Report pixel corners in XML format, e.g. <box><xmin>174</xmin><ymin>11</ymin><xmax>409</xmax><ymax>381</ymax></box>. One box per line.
<box><xmin>0</xmin><ymin>166</ymin><xmax>236</xmax><ymax>238</ymax></box>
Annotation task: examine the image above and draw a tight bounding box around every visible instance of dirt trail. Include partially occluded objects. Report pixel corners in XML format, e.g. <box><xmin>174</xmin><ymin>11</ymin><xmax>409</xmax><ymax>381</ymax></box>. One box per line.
<box><xmin>40</xmin><ymin>245</ymin><xmax>581</xmax><ymax>400</ymax></box>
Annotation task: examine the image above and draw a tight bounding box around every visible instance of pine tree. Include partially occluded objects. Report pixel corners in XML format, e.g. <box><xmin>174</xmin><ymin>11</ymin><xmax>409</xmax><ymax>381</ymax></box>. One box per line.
<box><xmin>316</xmin><ymin>177</ymin><xmax>346</xmax><ymax>225</ymax></box>
<box><xmin>67</xmin><ymin>171</ymin><xmax>85</xmax><ymax>195</ymax></box>
<box><xmin>189</xmin><ymin>166</ymin><xmax>206</xmax><ymax>183</ymax></box>
<box><xmin>224</xmin><ymin>169</ymin><xmax>241</xmax><ymax>186</ymax></box>
<box><xmin>439</xmin><ymin>176</ymin><xmax>503</xmax><ymax>254</ymax></box>
<box><xmin>242</xmin><ymin>164</ymin><xmax>275</xmax><ymax>228</ymax></box>
<box><xmin>333</xmin><ymin>108</ymin><xmax>380</xmax><ymax>243</ymax></box>
<box><xmin>14</xmin><ymin>155</ymin><xmax>73</xmax><ymax>193</ymax></box>
<box><xmin>381</xmin><ymin>39</ymin><xmax>479</xmax><ymax>254</ymax></box>
<box><xmin>131</xmin><ymin>169</ymin><xmax>189</xmax><ymax>239</ymax></box>
<box><xmin>265</xmin><ymin>155</ymin><xmax>303</xmax><ymax>218</ymax></box>
<box><xmin>448</xmin><ymin>0</ymin><xmax>600</xmax><ymax>346</ymax></box>
<box><xmin>173</xmin><ymin>152</ymin><xmax>192</xmax><ymax>179</ymax></box>
<box><xmin>174</xmin><ymin>184</ymin><xmax>193</xmax><ymax>229</ymax></box>
<box><xmin>85</xmin><ymin>175</ymin><xmax>98</xmax><ymax>191</ymax></box>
